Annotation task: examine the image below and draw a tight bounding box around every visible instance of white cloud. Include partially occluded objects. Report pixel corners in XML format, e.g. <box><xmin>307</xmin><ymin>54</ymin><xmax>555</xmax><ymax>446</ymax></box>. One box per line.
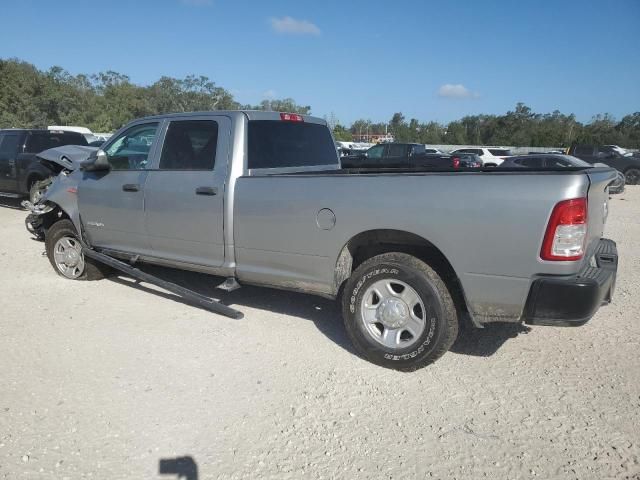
<box><xmin>437</xmin><ymin>84</ymin><xmax>479</xmax><ymax>99</ymax></box>
<box><xmin>269</xmin><ymin>16</ymin><xmax>321</xmax><ymax>35</ymax></box>
<box><xmin>263</xmin><ymin>89</ymin><xmax>277</xmax><ymax>99</ymax></box>
<box><xmin>180</xmin><ymin>0</ymin><xmax>212</xmax><ymax>6</ymax></box>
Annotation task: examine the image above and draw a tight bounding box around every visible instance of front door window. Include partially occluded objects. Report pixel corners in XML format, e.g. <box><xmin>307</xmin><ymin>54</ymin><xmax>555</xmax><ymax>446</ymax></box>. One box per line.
<box><xmin>105</xmin><ymin>123</ymin><xmax>159</xmax><ymax>170</ymax></box>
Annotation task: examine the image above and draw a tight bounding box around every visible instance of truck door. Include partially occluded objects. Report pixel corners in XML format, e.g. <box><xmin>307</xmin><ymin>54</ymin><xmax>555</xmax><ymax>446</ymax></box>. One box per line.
<box><xmin>0</xmin><ymin>133</ymin><xmax>22</xmax><ymax>193</ymax></box>
<box><xmin>385</xmin><ymin>143</ymin><xmax>410</xmax><ymax>167</ymax></box>
<box><xmin>573</xmin><ymin>145</ymin><xmax>597</xmax><ymax>164</ymax></box>
<box><xmin>143</xmin><ymin>116</ymin><xmax>229</xmax><ymax>267</ymax></box>
<box><xmin>78</xmin><ymin>122</ymin><xmax>160</xmax><ymax>254</ymax></box>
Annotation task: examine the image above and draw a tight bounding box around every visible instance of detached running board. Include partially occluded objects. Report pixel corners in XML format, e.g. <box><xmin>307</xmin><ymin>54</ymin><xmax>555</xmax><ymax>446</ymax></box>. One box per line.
<box><xmin>82</xmin><ymin>248</ymin><xmax>243</xmax><ymax>320</ymax></box>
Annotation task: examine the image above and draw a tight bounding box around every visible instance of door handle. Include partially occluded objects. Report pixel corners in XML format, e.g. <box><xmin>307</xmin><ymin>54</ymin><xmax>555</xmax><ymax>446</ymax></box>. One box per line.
<box><xmin>122</xmin><ymin>184</ymin><xmax>140</xmax><ymax>192</ymax></box>
<box><xmin>195</xmin><ymin>186</ymin><xmax>217</xmax><ymax>196</ymax></box>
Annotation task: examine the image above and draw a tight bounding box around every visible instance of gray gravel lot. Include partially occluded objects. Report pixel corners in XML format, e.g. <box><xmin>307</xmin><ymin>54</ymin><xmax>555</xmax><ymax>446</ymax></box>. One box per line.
<box><xmin>1</xmin><ymin>188</ymin><xmax>639</xmax><ymax>480</ymax></box>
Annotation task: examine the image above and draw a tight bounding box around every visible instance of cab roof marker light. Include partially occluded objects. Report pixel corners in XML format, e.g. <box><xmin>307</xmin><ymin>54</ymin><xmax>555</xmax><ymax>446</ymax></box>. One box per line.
<box><xmin>280</xmin><ymin>113</ymin><xmax>304</xmax><ymax>122</ymax></box>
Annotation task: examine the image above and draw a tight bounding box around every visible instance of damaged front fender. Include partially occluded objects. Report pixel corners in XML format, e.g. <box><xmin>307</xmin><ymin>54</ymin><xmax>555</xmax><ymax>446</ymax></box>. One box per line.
<box><xmin>22</xmin><ymin>170</ymin><xmax>83</xmax><ymax>241</ymax></box>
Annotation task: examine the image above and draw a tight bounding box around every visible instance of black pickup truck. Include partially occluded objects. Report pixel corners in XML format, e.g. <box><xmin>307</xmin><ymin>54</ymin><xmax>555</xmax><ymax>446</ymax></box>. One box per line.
<box><xmin>0</xmin><ymin>129</ymin><xmax>90</xmax><ymax>201</ymax></box>
<box><xmin>341</xmin><ymin>143</ymin><xmax>481</xmax><ymax>169</ymax></box>
<box><xmin>567</xmin><ymin>144</ymin><xmax>640</xmax><ymax>184</ymax></box>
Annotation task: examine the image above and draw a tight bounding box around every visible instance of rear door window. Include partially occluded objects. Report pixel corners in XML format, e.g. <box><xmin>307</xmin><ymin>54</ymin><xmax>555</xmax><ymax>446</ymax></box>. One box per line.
<box><xmin>248</xmin><ymin>121</ymin><xmax>338</xmax><ymax>170</ymax></box>
<box><xmin>159</xmin><ymin>120</ymin><xmax>218</xmax><ymax>170</ymax></box>
<box><xmin>24</xmin><ymin>132</ymin><xmax>88</xmax><ymax>153</ymax></box>
<box><xmin>0</xmin><ymin>134</ymin><xmax>21</xmax><ymax>158</ymax></box>
<box><xmin>387</xmin><ymin>144</ymin><xmax>407</xmax><ymax>157</ymax></box>
<box><xmin>574</xmin><ymin>145</ymin><xmax>594</xmax><ymax>156</ymax></box>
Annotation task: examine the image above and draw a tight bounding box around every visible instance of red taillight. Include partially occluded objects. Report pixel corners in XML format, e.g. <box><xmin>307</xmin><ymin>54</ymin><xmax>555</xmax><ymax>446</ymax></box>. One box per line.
<box><xmin>540</xmin><ymin>197</ymin><xmax>587</xmax><ymax>261</ymax></box>
<box><xmin>452</xmin><ymin>157</ymin><xmax>461</xmax><ymax>169</ymax></box>
<box><xmin>280</xmin><ymin>112</ymin><xmax>304</xmax><ymax>122</ymax></box>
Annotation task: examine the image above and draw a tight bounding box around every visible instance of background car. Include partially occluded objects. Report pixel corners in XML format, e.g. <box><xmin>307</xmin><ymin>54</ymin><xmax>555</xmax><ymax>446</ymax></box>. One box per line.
<box><xmin>341</xmin><ymin>142</ymin><xmax>480</xmax><ymax>170</ymax></box>
<box><xmin>424</xmin><ymin>146</ymin><xmax>445</xmax><ymax>154</ymax></box>
<box><xmin>499</xmin><ymin>154</ymin><xmax>625</xmax><ymax>194</ymax></box>
<box><xmin>567</xmin><ymin>144</ymin><xmax>640</xmax><ymax>184</ymax></box>
<box><xmin>449</xmin><ymin>147</ymin><xmax>512</xmax><ymax>166</ymax></box>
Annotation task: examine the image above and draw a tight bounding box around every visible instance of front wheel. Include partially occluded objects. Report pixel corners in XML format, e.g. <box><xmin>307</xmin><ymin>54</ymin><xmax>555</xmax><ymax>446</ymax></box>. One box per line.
<box><xmin>341</xmin><ymin>252</ymin><xmax>458</xmax><ymax>370</ymax></box>
<box><xmin>624</xmin><ymin>168</ymin><xmax>640</xmax><ymax>185</ymax></box>
<box><xmin>45</xmin><ymin>219</ymin><xmax>107</xmax><ymax>280</ymax></box>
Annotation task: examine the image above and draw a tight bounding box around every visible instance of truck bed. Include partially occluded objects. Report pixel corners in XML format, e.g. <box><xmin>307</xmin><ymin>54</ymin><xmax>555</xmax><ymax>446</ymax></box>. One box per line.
<box><xmin>234</xmin><ymin>167</ymin><xmax>616</xmax><ymax>324</ymax></box>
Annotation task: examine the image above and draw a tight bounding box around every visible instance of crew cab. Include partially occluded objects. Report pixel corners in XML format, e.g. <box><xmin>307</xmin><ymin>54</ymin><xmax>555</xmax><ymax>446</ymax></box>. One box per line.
<box><xmin>28</xmin><ymin>111</ymin><xmax>618</xmax><ymax>370</ymax></box>
<box><xmin>567</xmin><ymin>144</ymin><xmax>640</xmax><ymax>184</ymax></box>
<box><xmin>0</xmin><ymin>129</ymin><xmax>89</xmax><ymax>201</ymax></box>
<box><xmin>341</xmin><ymin>142</ymin><xmax>481</xmax><ymax>169</ymax></box>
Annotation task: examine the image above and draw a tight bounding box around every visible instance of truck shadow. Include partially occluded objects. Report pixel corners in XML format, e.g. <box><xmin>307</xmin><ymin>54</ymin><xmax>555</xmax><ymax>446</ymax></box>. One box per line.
<box><xmin>110</xmin><ymin>265</ymin><xmax>531</xmax><ymax>359</ymax></box>
<box><xmin>450</xmin><ymin>321</ymin><xmax>531</xmax><ymax>357</ymax></box>
<box><xmin>0</xmin><ymin>197</ymin><xmax>25</xmax><ymax>210</ymax></box>
<box><xmin>110</xmin><ymin>265</ymin><xmax>355</xmax><ymax>354</ymax></box>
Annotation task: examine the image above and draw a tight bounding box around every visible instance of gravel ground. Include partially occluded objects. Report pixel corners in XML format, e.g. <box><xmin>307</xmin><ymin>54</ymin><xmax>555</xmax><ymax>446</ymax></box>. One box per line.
<box><xmin>1</xmin><ymin>188</ymin><xmax>639</xmax><ymax>480</ymax></box>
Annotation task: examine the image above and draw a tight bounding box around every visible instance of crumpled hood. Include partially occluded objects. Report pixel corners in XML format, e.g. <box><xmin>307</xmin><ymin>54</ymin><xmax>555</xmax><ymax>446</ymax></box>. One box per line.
<box><xmin>36</xmin><ymin>145</ymin><xmax>98</xmax><ymax>171</ymax></box>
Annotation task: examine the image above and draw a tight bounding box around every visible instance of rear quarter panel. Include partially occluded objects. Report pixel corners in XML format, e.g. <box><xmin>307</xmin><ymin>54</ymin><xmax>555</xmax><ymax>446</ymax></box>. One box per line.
<box><xmin>233</xmin><ymin>171</ymin><xmax>591</xmax><ymax>323</ymax></box>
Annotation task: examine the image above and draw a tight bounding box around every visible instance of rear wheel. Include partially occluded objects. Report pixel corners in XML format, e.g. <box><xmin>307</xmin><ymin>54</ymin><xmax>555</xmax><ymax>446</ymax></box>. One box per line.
<box><xmin>624</xmin><ymin>168</ymin><xmax>640</xmax><ymax>185</ymax></box>
<box><xmin>341</xmin><ymin>252</ymin><xmax>458</xmax><ymax>370</ymax></box>
<box><xmin>45</xmin><ymin>219</ymin><xmax>107</xmax><ymax>280</ymax></box>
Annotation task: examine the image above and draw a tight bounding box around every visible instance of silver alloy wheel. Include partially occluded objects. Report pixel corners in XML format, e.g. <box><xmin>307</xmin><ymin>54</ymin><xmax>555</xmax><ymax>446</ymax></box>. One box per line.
<box><xmin>360</xmin><ymin>279</ymin><xmax>426</xmax><ymax>349</ymax></box>
<box><xmin>53</xmin><ymin>236</ymin><xmax>85</xmax><ymax>279</ymax></box>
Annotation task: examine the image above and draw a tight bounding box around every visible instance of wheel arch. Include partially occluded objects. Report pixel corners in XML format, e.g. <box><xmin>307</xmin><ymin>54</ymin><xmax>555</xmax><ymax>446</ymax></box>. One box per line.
<box><xmin>334</xmin><ymin>229</ymin><xmax>477</xmax><ymax>326</ymax></box>
<box><xmin>37</xmin><ymin>202</ymin><xmax>72</xmax><ymax>232</ymax></box>
<box><xmin>24</xmin><ymin>171</ymin><xmax>45</xmax><ymax>193</ymax></box>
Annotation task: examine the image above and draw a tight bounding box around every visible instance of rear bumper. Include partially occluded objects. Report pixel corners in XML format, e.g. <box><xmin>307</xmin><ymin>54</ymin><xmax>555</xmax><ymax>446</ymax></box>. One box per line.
<box><xmin>524</xmin><ymin>239</ymin><xmax>618</xmax><ymax>326</ymax></box>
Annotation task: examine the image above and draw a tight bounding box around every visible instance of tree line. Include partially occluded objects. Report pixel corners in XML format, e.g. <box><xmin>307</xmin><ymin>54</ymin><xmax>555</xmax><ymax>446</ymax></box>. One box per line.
<box><xmin>0</xmin><ymin>58</ymin><xmax>310</xmax><ymax>133</ymax></box>
<box><xmin>1</xmin><ymin>58</ymin><xmax>638</xmax><ymax>148</ymax></box>
<box><xmin>334</xmin><ymin>105</ymin><xmax>640</xmax><ymax>148</ymax></box>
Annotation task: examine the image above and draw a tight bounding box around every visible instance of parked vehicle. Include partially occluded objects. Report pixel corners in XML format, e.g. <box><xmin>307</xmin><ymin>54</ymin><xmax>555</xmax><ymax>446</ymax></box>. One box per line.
<box><xmin>335</xmin><ymin>141</ymin><xmax>371</xmax><ymax>157</ymax></box>
<box><xmin>456</xmin><ymin>153</ymin><xmax>483</xmax><ymax>168</ymax></box>
<box><xmin>602</xmin><ymin>145</ymin><xmax>635</xmax><ymax>157</ymax></box>
<box><xmin>0</xmin><ymin>129</ymin><xmax>89</xmax><ymax>202</ymax></box>
<box><xmin>499</xmin><ymin>154</ymin><xmax>625</xmax><ymax>194</ymax></box>
<box><xmin>47</xmin><ymin>126</ymin><xmax>100</xmax><ymax>144</ymax></box>
<box><xmin>341</xmin><ymin>143</ymin><xmax>480</xmax><ymax>169</ymax></box>
<box><xmin>424</xmin><ymin>146</ymin><xmax>445</xmax><ymax>154</ymax></box>
<box><xmin>567</xmin><ymin>144</ymin><xmax>640</xmax><ymax>184</ymax></box>
<box><xmin>449</xmin><ymin>147</ymin><xmax>512</xmax><ymax>166</ymax></box>
<box><xmin>27</xmin><ymin>111</ymin><xmax>618</xmax><ymax>371</ymax></box>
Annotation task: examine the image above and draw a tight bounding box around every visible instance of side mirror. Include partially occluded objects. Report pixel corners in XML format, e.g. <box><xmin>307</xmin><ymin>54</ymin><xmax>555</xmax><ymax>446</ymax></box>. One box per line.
<box><xmin>81</xmin><ymin>149</ymin><xmax>110</xmax><ymax>172</ymax></box>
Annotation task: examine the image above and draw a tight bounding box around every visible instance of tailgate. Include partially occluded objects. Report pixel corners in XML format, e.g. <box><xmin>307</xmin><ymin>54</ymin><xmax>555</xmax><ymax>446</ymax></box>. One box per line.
<box><xmin>584</xmin><ymin>167</ymin><xmax>617</xmax><ymax>261</ymax></box>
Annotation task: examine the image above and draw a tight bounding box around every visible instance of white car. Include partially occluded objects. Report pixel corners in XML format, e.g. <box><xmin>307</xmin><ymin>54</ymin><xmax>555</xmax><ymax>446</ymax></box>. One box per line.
<box><xmin>449</xmin><ymin>147</ymin><xmax>512</xmax><ymax>166</ymax></box>
<box><xmin>424</xmin><ymin>146</ymin><xmax>445</xmax><ymax>154</ymax></box>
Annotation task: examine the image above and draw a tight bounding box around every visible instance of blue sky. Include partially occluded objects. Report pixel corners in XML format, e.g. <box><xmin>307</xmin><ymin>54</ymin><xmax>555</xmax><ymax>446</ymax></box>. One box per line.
<box><xmin>1</xmin><ymin>0</ymin><xmax>639</xmax><ymax>125</ymax></box>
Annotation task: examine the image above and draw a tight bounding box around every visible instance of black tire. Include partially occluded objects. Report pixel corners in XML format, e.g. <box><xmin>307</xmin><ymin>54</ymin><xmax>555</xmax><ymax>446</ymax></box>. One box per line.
<box><xmin>341</xmin><ymin>252</ymin><xmax>458</xmax><ymax>371</ymax></box>
<box><xmin>29</xmin><ymin>177</ymin><xmax>53</xmax><ymax>204</ymax></box>
<box><xmin>45</xmin><ymin>219</ymin><xmax>107</xmax><ymax>281</ymax></box>
<box><xmin>624</xmin><ymin>168</ymin><xmax>640</xmax><ymax>185</ymax></box>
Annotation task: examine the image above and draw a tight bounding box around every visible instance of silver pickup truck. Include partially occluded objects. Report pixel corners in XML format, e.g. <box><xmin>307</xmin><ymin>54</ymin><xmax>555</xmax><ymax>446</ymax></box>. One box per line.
<box><xmin>28</xmin><ymin>111</ymin><xmax>619</xmax><ymax>370</ymax></box>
